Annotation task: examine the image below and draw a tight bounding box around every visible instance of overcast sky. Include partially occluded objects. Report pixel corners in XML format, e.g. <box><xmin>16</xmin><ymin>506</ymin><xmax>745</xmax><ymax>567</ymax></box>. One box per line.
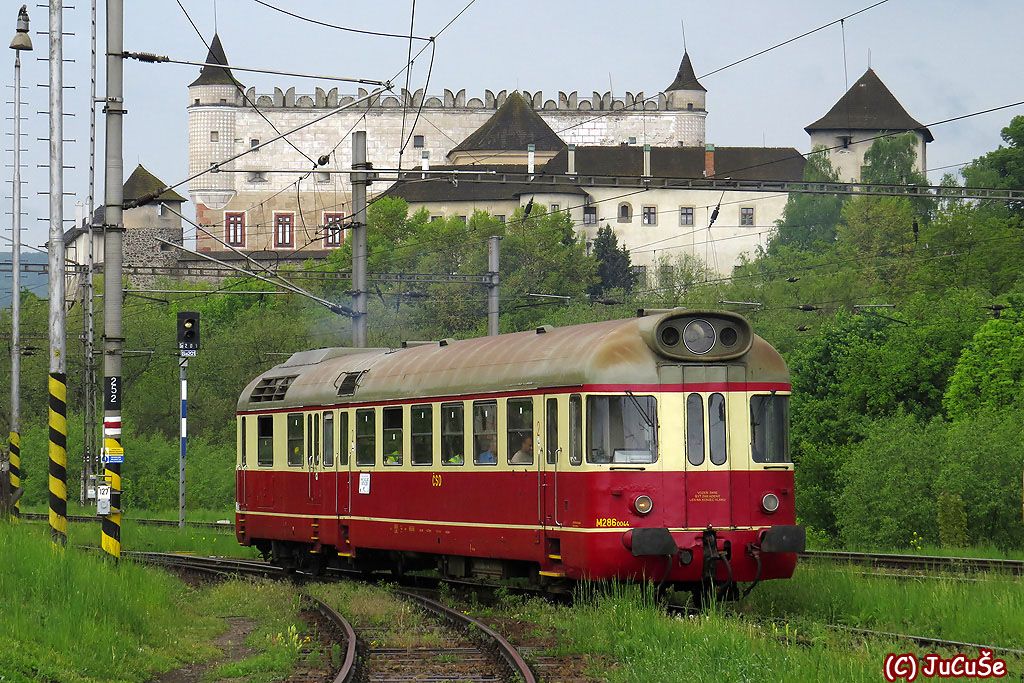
<box><xmin>5</xmin><ymin>0</ymin><xmax>1024</xmax><ymax>249</ymax></box>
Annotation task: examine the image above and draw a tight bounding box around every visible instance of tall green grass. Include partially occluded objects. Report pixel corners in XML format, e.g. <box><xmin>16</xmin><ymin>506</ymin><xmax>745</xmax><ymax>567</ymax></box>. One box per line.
<box><xmin>744</xmin><ymin>563</ymin><xmax>1024</xmax><ymax>647</ymax></box>
<box><xmin>0</xmin><ymin>524</ymin><xmax>220</xmax><ymax>683</ymax></box>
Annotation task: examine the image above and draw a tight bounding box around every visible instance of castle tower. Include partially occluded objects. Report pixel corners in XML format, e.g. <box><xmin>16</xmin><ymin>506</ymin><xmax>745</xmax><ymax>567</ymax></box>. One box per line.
<box><xmin>448</xmin><ymin>91</ymin><xmax>566</xmax><ymax>165</ymax></box>
<box><xmin>664</xmin><ymin>52</ymin><xmax>706</xmax><ymax>146</ymax></box>
<box><xmin>805</xmin><ymin>68</ymin><xmax>932</xmax><ymax>182</ymax></box>
<box><xmin>187</xmin><ymin>34</ymin><xmax>242</xmax><ymax>211</ymax></box>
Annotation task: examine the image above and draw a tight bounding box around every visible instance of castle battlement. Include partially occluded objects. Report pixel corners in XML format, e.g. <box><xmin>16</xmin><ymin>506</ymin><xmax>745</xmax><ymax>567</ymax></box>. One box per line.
<box><xmin>189</xmin><ymin>86</ymin><xmax>700</xmax><ymax>113</ymax></box>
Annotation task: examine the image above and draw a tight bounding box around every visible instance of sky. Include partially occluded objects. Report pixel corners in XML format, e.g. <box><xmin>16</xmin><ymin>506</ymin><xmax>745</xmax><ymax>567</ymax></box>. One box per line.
<box><xmin>4</xmin><ymin>0</ymin><xmax>1024</xmax><ymax>251</ymax></box>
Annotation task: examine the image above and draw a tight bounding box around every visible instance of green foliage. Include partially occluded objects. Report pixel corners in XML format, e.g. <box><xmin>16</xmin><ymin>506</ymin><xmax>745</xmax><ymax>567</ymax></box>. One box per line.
<box><xmin>589</xmin><ymin>224</ymin><xmax>635</xmax><ymax>295</ymax></box>
<box><xmin>860</xmin><ymin>132</ymin><xmax>928</xmax><ymax>186</ymax></box>
<box><xmin>769</xmin><ymin>149</ymin><xmax>845</xmax><ymax>252</ymax></box>
<box><xmin>944</xmin><ymin>308</ymin><xmax>1024</xmax><ymax>419</ymax></box>
<box><xmin>963</xmin><ymin>115</ymin><xmax>1024</xmax><ymax>213</ymax></box>
<box><xmin>937</xmin><ymin>490</ymin><xmax>968</xmax><ymax>549</ymax></box>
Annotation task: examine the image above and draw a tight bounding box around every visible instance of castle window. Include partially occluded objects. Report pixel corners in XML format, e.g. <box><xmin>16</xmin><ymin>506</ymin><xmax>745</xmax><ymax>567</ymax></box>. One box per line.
<box><xmin>687</xmin><ymin>103</ymin><xmax>693</xmax><ymax>110</ymax></box>
<box><xmin>740</xmin><ymin>207</ymin><xmax>755</xmax><ymax>226</ymax></box>
<box><xmin>210</xmin><ymin>130</ymin><xmax>219</xmax><ymax>142</ymax></box>
<box><xmin>494</xmin><ymin>215</ymin><xmax>506</xmax><ymax>224</ymax></box>
<box><xmin>642</xmin><ymin>206</ymin><xmax>658</xmax><ymax>226</ymax></box>
<box><xmin>193</xmin><ymin>98</ymin><xmax>200</xmax><ymax>106</ymax></box>
<box><xmin>247</xmin><ymin>171</ymin><xmax>268</xmax><ymax>183</ymax></box>
<box><xmin>550</xmin><ymin>204</ymin><xmax>560</xmax><ymax>214</ymax></box>
<box><xmin>617</xmin><ymin>203</ymin><xmax>632</xmax><ymax>223</ymax></box>
<box><xmin>839</xmin><ymin>135</ymin><xmax>853</xmax><ymax>149</ymax></box>
<box><xmin>413</xmin><ymin>135</ymin><xmax>425</xmax><ymax>148</ymax></box>
<box><xmin>315</xmin><ymin>172</ymin><xmax>330</xmax><ymax>184</ymax></box>
<box><xmin>219</xmin><ymin>98</ymin><xmax>227</xmax><ymax>104</ymax></box>
<box><xmin>324</xmin><ymin>212</ymin><xmax>345</xmax><ymax>247</ymax></box>
<box><xmin>430</xmin><ymin>215</ymin><xmax>442</xmax><ymax>222</ymax></box>
<box><xmin>679</xmin><ymin>206</ymin><xmax>694</xmax><ymax>226</ymax></box>
<box><xmin>274</xmin><ymin>213</ymin><xmax>294</xmax><ymax>248</ymax></box>
<box><xmin>250</xmin><ymin>138</ymin><xmax>260</xmax><ymax>149</ymax></box>
<box><xmin>583</xmin><ymin>206</ymin><xmax>597</xmax><ymax>225</ymax></box>
<box><xmin>225</xmin><ymin>212</ymin><xmax>246</xmax><ymax>247</ymax></box>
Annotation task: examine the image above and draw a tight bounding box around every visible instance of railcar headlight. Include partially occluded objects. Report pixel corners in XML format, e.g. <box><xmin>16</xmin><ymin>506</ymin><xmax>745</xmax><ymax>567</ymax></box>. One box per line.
<box><xmin>660</xmin><ymin>325</ymin><xmax>680</xmax><ymax>347</ymax></box>
<box><xmin>762</xmin><ymin>493</ymin><xmax>780</xmax><ymax>514</ymax></box>
<box><xmin>634</xmin><ymin>495</ymin><xmax>653</xmax><ymax>515</ymax></box>
<box><xmin>682</xmin><ymin>319</ymin><xmax>716</xmax><ymax>354</ymax></box>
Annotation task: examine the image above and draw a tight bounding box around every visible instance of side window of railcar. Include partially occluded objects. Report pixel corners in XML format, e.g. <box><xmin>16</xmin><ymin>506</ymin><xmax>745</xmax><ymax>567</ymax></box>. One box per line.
<box><xmin>411</xmin><ymin>404</ymin><xmax>434</xmax><ymax>466</ymax></box>
<box><xmin>473</xmin><ymin>401</ymin><xmax>498</xmax><ymax>466</ymax></box>
<box><xmin>686</xmin><ymin>394</ymin><xmax>704</xmax><ymax>466</ymax></box>
<box><xmin>441</xmin><ymin>402</ymin><xmax>464</xmax><ymax>465</ymax></box>
<box><xmin>709</xmin><ymin>393</ymin><xmax>727</xmax><ymax>466</ymax></box>
<box><xmin>257</xmin><ymin>415</ymin><xmax>274</xmax><ymax>467</ymax></box>
<box><xmin>569</xmin><ymin>394</ymin><xmax>582</xmax><ymax>466</ymax></box>
<box><xmin>323</xmin><ymin>412</ymin><xmax>334</xmax><ymax>468</ymax></box>
<box><xmin>287</xmin><ymin>413</ymin><xmax>304</xmax><ymax>467</ymax></box>
<box><xmin>751</xmin><ymin>395</ymin><xmax>791</xmax><ymax>463</ymax></box>
<box><xmin>586</xmin><ymin>395</ymin><xmax>658</xmax><ymax>464</ymax></box>
<box><xmin>355</xmin><ymin>408</ymin><xmax>375</xmax><ymax>467</ymax></box>
<box><xmin>240</xmin><ymin>417</ymin><xmax>247</xmax><ymax>466</ymax></box>
<box><xmin>383</xmin><ymin>407</ymin><xmax>403</xmax><ymax>466</ymax></box>
<box><xmin>339</xmin><ymin>411</ymin><xmax>349</xmax><ymax>466</ymax></box>
<box><xmin>544</xmin><ymin>398</ymin><xmax>558</xmax><ymax>465</ymax></box>
<box><xmin>508</xmin><ymin>398</ymin><xmax>534</xmax><ymax>466</ymax></box>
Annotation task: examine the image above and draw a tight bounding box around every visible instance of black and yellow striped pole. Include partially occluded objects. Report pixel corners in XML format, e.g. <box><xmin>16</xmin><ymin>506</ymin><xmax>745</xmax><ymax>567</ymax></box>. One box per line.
<box><xmin>8</xmin><ymin>432</ymin><xmax>20</xmax><ymax>517</ymax></box>
<box><xmin>45</xmin><ymin>0</ymin><xmax>69</xmax><ymax>547</ymax></box>
<box><xmin>101</xmin><ymin>415</ymin><xmax>122</xmax><ymax>557</ymax></box>
<box><xmin>48</xmin><ymin>373</ymin><xmax>68</xmax><ymax>544</ymax></box>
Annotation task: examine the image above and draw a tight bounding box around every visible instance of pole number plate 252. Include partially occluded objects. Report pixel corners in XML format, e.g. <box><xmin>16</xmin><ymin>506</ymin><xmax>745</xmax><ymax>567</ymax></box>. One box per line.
<box><xmin>105</xmin><ymin>376</ymin><xmax>121</xmax><ymax>409</ymax></box>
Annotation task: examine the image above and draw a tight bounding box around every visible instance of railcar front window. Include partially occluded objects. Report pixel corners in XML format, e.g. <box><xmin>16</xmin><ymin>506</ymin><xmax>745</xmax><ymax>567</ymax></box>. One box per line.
<box><xmin>709</xmin><ymin>393</ymin><xmax>727</xmax><ymax>466</ymax></box>
<box><xmin>441</xmin><ymin>402</ymin><xmax>464</xmax><ymax>465</ymax></box>
<box><xmin>586</xmin><ymin>395</ymin><xmax>658</xmax><ymax>464</ymax></box>
<box><xmin>569</xmin><ymin>394</ymin><xmax>583</xmax><ymax>466</ymax></box>
<box><xmin>751</xmin><ymin>395</ymin><xmax>790</xmax><ymax>463</ymax></box>
<box><xmin>686</xmin><ymin>394</ymin><xmax>705</xmax><ymax>466</ymax></box>
<box><xmin>411</xmin><ymin>404</ymin><xmax>433</xmax><ymax>466</ymax></box>
<box><xmin>356</xmin><ymin>409</ymin><xmax>375</xmax><ymax>466</ymax></box>
<box><xmin>240</xmin><ymin>417</ymin><xmax>247</xmax><ymax>466</ymax></box>
<box><xmin>257</xmin><ymin>415</ymin><xmax>274</xmax><ymax>467</ymax></box>
<box><xmin>287</xmin><ymin>413</ymin><xmax>303</xmax><ymax>467</ymax></box>
<box><xmin>383</xmin><ymin>407</ymin><xmax>403</xmax><ymax>466</ymax></box>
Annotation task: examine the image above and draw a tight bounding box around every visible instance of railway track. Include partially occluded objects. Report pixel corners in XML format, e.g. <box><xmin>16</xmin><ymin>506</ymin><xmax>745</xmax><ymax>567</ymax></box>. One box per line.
<box><xmin>800</xmin><ymin>549</ymin><xmax>1024</xmax><ymax>575</ymax></box>
<box><xmin>125</xmin><ymin>551</ymin><xmax>536</xmax><ymax>683</ymax></box>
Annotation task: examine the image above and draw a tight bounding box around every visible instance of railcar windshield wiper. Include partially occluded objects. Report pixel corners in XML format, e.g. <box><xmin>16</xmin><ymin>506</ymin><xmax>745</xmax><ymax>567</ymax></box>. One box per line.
<box><xmin>625</xmin><ymin>390</ymin><xmax>656</xmax><ymax>430</ymax></box>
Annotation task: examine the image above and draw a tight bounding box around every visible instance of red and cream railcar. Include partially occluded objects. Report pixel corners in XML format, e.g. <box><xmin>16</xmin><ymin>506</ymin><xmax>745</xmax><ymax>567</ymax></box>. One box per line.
<box><xmin>235</xmin><ymin>310</ymin><xmax>804</xmax><ymax>589</ymax></box>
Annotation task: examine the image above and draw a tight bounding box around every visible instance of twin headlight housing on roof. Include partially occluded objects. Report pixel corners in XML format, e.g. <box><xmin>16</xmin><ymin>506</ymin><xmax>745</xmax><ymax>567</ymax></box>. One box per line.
<box><xmin>643</xmin><ymin>310</ymin><xmax>753</xmax><ymax>361</ymax></box>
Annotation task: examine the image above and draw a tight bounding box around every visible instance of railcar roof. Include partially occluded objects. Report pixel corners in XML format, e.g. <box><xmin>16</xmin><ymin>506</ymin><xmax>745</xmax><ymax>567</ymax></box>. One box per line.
<box><xmin>237</xmin><ymin>314</ymin><xmax>788</xmax><ymax>411</ymax></box>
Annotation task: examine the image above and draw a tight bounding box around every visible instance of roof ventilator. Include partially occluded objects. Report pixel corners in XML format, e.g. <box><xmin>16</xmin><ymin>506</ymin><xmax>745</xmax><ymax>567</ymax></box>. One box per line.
<box><xmin>336</xmin><ymin>370</ymin><xmax>367</xmax><ymax>396</ymax></box>
<box><xmin>250</xmin><ymin>375</ymin><xmax>297</xmax><ymax>402</ymax></box>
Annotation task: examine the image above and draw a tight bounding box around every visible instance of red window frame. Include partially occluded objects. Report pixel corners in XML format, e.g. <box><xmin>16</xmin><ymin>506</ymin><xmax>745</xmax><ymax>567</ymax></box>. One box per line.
<box><xmin>225</xmin><ymin>211</ymin><xmax>246</xmax><ymax>247</ymax></box>
<box><xmin>323</xmin><ymin>212</ymin><xmax>345</xmax><ymax>247</ymax></box>
<box><xmin>274</xmin><ymin>212</ymin><xmax>294</xmax><ymax>248</ymax></box>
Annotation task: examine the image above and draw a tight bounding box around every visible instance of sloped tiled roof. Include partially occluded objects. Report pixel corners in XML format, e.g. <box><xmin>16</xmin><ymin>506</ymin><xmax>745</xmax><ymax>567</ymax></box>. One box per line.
<box><xmin>543</xmin><ymin>146</ymin><xmax>806</xmax><ymax>182</ymax></box>
<box><xmin>123</xmin><ymin>164</ymin><xmax>186</xmax><ymax>204</ymax></box>
<box><xmin>188</xmin><ymin>33</ymin><xmax>242</xmax><ymax>88</ymax></box>
<box><xmin>666</xmin><ymin>52</ymin><xmax>706</xmax><ymax>92</ymax></box>
<box><xmin>805</xmin><ymin>68</ymin><xmax>933</xmax><ymax>142</ymax></box>
<box><xmin>449</xmin><ymin>92</ymin><xmax>565</xmax><ymax>155</ymax></box>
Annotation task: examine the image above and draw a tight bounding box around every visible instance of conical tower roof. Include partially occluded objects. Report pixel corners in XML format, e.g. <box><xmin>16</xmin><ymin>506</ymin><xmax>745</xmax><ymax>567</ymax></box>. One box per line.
<box><xmin>450</xmin><ymin>92</ymin><xmax>565</xmax><ymax>155</ymax></box>
<box><xmin>189</xmin><ymin>33</ymin><xmax>242</xmax><ymax>88</ymax></box>
<box><xmin>666</xmin><ymin>52</ymin><xmax>705</xmax><ymax>92</ymax></box>
<box><xmin>805</xmin><ymin>68</ymin><xmax>932</xmax><ymax>142</ymax></box>
<box><xmin>123</xmin><ymin>164</ymin><xmax>186</xmax><ymax>204</ymax></box>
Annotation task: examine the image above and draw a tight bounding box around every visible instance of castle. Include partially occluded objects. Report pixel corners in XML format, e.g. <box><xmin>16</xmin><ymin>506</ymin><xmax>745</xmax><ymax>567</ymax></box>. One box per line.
<box><xmin>176</xmin><ymin>35</ymin><xmax>931</xmax><ymax>275</ymax></box>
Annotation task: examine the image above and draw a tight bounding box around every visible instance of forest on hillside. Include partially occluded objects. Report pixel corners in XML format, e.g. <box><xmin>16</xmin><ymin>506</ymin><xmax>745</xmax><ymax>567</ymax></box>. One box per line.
<box><xmin>3</xmin><ymin>117</ymin><xmax>1023</xmax><ymax>551</ymax></box>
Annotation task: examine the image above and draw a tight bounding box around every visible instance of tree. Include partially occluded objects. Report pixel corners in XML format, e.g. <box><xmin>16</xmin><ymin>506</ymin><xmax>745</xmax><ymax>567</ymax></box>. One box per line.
<box><xmin>943</xmin><ymin>304</ymin><xmax>1024</xmax><ymax>420</ymax></box>
<box><xmin>769</xmin><ymin>149</ymin><xmax>845</xmax><ymax>252</ymax></box>
<box><xmin>589</xmin><ymin>225</ymin><xmax>635</xmax><ymax>296</ymax></box>
<box><xmin>962</xmin><ymin>115</ymin><xmax>1024</xmax><ymax>214</ymax></box>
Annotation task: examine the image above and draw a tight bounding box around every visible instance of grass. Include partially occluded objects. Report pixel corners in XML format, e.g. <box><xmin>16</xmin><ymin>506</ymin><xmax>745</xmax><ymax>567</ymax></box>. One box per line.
<box><xmin>742</xmin><ymin>562</ymin><xmax>1024</xmax><ymax>648</ymax></box>
<box><xmin>21</xmin><ymin>501</ymin><xmax>235</xmax><ymax>524</ymax></box>
<box><xmin>309</xmin><ymin>581</ymin><xmax>443</xmax><ymax>649</ymax></box>
<box><xmin>0</xmin><ymin>523</ymin><xmax>221</xmax><ymax>683</ymax></box>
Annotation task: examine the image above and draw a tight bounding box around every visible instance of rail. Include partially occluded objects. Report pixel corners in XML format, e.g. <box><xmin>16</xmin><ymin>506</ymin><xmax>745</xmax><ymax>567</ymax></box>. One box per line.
<box><xmin>800</xmin><ymin>550</ymin><xmax>1024</xmax><ymax>575</ymax></box>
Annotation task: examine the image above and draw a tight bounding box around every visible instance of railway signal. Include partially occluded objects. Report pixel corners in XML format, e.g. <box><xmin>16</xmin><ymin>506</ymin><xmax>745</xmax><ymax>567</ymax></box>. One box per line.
<box><xmin>177</xmin><ymin>311</ymin><xmax>200</xmax><ymax>356</ymax></box>
<box><xmin>177</xmin><ymin>312</ymin><xmax>199</xmax><ymax>527</ymax></box>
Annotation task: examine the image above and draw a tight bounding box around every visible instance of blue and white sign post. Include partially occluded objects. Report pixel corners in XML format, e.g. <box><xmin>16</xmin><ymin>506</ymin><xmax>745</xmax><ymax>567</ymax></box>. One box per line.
<box><xmin>176</xmin><ymin>312</ymin><xmax>199</xmax><ymax>529</ymax></box>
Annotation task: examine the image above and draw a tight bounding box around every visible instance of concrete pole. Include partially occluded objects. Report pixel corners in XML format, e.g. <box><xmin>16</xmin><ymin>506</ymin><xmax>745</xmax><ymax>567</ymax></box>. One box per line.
<box><xmin>351</xmin><ymin>131</ymin><xmax>368</xmax><ymax>347</ymax></box>
<box><xmin>81</xmin><ymin>0</ymin><xmax>98</xmax><ymax>505</ymax></box>
<box><xmin>6</xmin><ymin>6</ymin><xmax>32</xmax><ymax>517</ymax></box>
<box><xmin>46</xmin><ymin>0</ymin><xmax>68</xmax><ymax>545</ymax></box>
<box><xmin>100</xmin><ymin>0</ymin><xmax>124</xmax><ymax>558</ymax></box>
<box><xmin>487</xmin><ymin>235</ymin><xmax>500</xmax><ymax>336</ymax></box>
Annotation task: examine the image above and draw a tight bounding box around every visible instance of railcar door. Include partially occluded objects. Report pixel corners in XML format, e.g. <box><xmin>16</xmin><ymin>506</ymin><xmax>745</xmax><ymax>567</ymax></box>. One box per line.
<box><xmin>682</xmin><ymin>365</ymin><xmax>735</xmax><ymax>529</ymax></box>
<box><xmin>539</xmin><ymin>396</ymin><xmax>561</xmax><ymax>530</ymax></box>
<box><xmin>237</xmin><ymin>416</ymin><xmax>248</xmax><ymax>512</ymax></box>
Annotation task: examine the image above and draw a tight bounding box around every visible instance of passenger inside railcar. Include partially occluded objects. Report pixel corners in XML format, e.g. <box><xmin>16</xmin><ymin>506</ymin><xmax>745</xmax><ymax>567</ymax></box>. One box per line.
<box><xmin>510</xmin><ymin>435</ymin><xmax>533</xmax><ymax>465</ymax></box>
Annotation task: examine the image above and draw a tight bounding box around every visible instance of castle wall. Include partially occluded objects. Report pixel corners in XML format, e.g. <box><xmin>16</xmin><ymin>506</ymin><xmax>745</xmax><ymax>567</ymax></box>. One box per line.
<box><xmin>809</xmin><ymin>130</ymin><xmax>927</xmax><ymax>183</ymax></box>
